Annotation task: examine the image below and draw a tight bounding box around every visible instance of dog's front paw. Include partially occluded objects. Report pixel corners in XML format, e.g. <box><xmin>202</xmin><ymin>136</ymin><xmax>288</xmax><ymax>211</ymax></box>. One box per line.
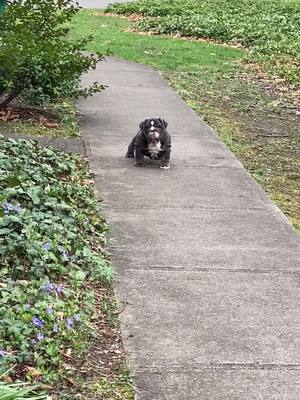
<box><xmin>160</xmin><ymin>161</ymin><xmax>170</xmax><ymax>169</ymax></box>
<box><xmin>126</xmin><ymin>152</ymin><xmax>134</xmax><ymax>158</ymax></box>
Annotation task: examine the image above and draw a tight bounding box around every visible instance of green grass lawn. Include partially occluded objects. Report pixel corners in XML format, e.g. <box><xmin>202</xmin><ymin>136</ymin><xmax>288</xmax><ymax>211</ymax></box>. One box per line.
<box><xmin>72</xmin><ymin>10</ymin><xmax>243</xmax><ymax>71</ymax></box>
<box><xmin>71</xmin><ymin>10</ymin><xmax>300</xmax><ymax>230</ymax></box>
<box><xmin>107</xmin><ymin>0</ymin><xmax>300</xmax><ymax>84</ymax></box>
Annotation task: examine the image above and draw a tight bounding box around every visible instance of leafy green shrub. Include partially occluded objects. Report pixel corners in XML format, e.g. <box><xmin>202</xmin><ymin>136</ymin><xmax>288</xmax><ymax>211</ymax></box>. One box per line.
<box><xmin>0</xmin><ymin>138</ymin><xmax>114</xmax><ymax>380</ymax></box>
<box><xmin>107</xmin><ymin>0</ymin><xmax>187</xmax><ymax>17</ymax></box>
<box><xmin>107</xmin><ymin>0</ymin><xmax>300</xmax><ymax>83</ymax></box>
<box><xmin>0</xmin><ymin>0</ymin><xmax>104</xmax><ymax>107</ymax></box>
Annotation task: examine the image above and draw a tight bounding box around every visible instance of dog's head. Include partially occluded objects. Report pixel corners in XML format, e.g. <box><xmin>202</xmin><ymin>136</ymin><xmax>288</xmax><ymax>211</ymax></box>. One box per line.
<box><xmin>139</xmin><ymin>118</ymin><xmax>168</xmax><ymax>145</ymax></box>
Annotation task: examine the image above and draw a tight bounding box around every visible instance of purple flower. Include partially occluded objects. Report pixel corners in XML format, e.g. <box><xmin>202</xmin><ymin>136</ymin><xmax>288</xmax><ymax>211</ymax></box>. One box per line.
<box><xmin>32</xmin><ymin>316</ymin><xmax>45</xmax><ymax>328</ymax></box>
<box><xmin>41</xmin><ymin>282</ymin><xmax>63</xmax><ymax>295</ymax></box>
<box><xmin>36</xmin><ymin>333</ymin><xmax>44</xmax><ymax>342</ymax></box>
<box><xmin>46</xmin><ymin>306</ymin><xmax>53</xmax><ymax>315</ymax></box>
<box><xmin>14</xmin><ymin>203</ymin><xmax>22</xmax><ymax>213</ymax></box>
<box><xmin>66</xmin><ymin>317</ymin><xmax>74</xmax><ymax>331</ymax></box>
<box><xmin>42</xmin><ymin>242</ymin><xmax>51</xmax><ymax>251</ymax></box>
<box><xmin>74</xmin><ymin>314</ymin><xmax>81</xmax><ymax>322</ymax></box>
<box><xmin>3</xmin><ymin>202</ymin><xmax>15</xmax><ymax>214</ymax></box>
<box><xmin>0</xmin><ymin>350</ymin><xmax>6</xmax><ymax>357</ymax></box>
<box><xmin>55</xmin><ymin>285</ymin><xmax>63</xmax><ymax>295</ymax></box>
<box><xmin>3</xmin><ymin>202</ymin><xmax>22</xmax><ymax>214</ymax></box>
<box><xmin>53</xmin><ymin>324</ymin><xmax>58</xmax><ymax>333</ymax></box>
<box><xmin>41</xmin><ymin>283</ymin><xmax>54</xmax><ymax>293</ymax></box>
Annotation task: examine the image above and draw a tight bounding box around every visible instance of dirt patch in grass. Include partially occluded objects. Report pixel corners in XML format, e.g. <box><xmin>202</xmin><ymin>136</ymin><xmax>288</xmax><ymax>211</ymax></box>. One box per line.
<box><xmin>100</xmin><ymin>11</ymin><xmax>144</xmax><ymax>22</ymax></box>
<box><xmin>240</xmin><ymin>62</ymin><xmax>300</xmax><ymax>108</ymax></box>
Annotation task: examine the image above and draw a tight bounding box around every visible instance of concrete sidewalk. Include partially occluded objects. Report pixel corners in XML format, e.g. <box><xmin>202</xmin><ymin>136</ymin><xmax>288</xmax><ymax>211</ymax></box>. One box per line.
<box><xmin>79</xmin><ymin>57</ymin><xmax>300</xmax><ymax>399</ymax></box>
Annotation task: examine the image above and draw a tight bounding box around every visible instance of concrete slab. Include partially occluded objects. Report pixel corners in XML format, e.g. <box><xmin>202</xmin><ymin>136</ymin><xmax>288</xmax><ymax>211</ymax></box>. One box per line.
<box><xmin>81</xmin><ymin>57</ymin><xmax>166</xmax><ymax>80</ymax></box>
<box><xmin>117</xmin><ymin>271</ymin><xmax>300</xmax><ymax>367</ymax></box>
<box><xmin>113</xmin><ymin>248</ymin><xmax>300</xmax><ymax>273</ymax></box>
<box><xmin>106</xmin><ymin>208</ymin><xmax>299</xmax><ymax>270</ymax></box>
<box><xmin>81</xmin><ymin>86</ymin><xmax>192</xmax><ymax>116</ymax></box>
<box><xmin>134</xmin><ymin>369</ymin><xmax>300</xmax><ymax>400</ymax></box>
<box><xmin>94</xmin><ymin>164</ymin><xmax>269</xmax><ymax>209</ymax></box>
<box><xmin>82</xmin><ymin>67</ymin><xmax>170</xmax><ymax>88</ymax></box>
<box><xmin>79</xmin><ymin>114</ymin><xmax>222</xmax><ymax>140</ymax></box>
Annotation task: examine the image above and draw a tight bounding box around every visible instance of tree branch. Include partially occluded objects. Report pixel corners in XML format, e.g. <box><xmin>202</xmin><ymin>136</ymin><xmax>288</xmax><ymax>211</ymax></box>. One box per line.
<box><xmin>0</xmin><ymin>84</ymin><xmax>24</xmax><ymax>108</ymax></box>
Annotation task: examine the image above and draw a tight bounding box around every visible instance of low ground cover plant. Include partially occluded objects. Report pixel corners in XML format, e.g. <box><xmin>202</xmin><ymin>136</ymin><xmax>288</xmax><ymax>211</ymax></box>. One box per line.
<box><xmin>107</xmin><ymin>0</ymin><xmax>300</xmax><ymax>84</ymax></box>
<box><xmin>0</xmin><ymin>137</ymin><xmax>115</xmax><ymax>390</ymax></box>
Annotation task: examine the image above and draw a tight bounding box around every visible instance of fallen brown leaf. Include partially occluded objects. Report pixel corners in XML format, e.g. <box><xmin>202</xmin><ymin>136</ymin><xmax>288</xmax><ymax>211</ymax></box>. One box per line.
<box><xmin>64</xmin><ymin>348</ymin><xmax>72</xmax><ymax>358</ymax></box>
<box><xmin>65</xmin><ymin>377</ymin><xmax>75</xmax><ymax>386</ymax></box>
<box><xmin>3</xmin><ymin>109</ymin><xmax>11</xmax><ymax>122</ymax></box>
<box><xmin>83</xmin><ymin>179</ymin><xmax>95</xmax><ymax>185</ymax></box>
<box><xmin>26</xmin><ymin>366</ymin><xmax>42</xmax><ymax>378</ymax></box>
<box><xmin>8</xmin><ymin>113</ymin><xmax>19</xmax><ymax>120</ymax></box>
<box><xmin>40</xmin><ymin>384</ymin><xmax>53</xmax><ymax>391</ymax></box>
<box><xmin>39</xmin><ymin>116</ymin><xmax>59</xmax><ymax>129</ymax></box>
<box><xmin>2</xmin><ymin>376</ymin><xmax>13</xmax><ymax>384</ymax></box>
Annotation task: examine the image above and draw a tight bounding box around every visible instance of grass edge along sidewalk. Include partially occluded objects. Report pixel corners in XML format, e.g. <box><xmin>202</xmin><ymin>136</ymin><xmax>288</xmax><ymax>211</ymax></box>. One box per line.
<box><xmin>0</xmin><ymin>137</ymin><xmax>134</xmax><ymax>400</ymax></box>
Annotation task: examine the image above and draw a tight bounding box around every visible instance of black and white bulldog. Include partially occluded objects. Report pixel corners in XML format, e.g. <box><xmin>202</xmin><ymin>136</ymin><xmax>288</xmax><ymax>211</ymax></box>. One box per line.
<box><xmin>126</xmin><ymin>118</ymin><xmax>171</xmax><ymax>169</ymax></box>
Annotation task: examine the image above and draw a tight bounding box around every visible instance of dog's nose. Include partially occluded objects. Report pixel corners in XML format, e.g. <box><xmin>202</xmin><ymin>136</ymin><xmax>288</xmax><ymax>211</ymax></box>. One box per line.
<box><xmin>150</xmin><ymin>126</ymin><xmax>155</xmax><ymax>131</ymax></box>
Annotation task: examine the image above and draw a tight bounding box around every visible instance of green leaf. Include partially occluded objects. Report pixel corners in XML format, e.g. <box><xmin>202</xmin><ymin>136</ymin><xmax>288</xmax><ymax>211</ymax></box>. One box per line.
<box><xmin>7</xmin><ymin>176</ymin><xmax>21</xmax><ymax>188</ymax></box>
<box><xmin>0</xmin><ymin>228</ymin><xmax>11</xmax><ymax>235</ymax></box>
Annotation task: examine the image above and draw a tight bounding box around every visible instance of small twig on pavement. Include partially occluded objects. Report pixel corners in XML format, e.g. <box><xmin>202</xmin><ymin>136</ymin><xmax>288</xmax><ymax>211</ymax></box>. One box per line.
<box><xmin>257</xmin><ymin>134</ymin><xmax>289</xmax><ymax>138</ymax></box>
<box><xmin>114</xmin><ymin>294</ymin><xmax>128</xmax><ymax>315</ymax></box>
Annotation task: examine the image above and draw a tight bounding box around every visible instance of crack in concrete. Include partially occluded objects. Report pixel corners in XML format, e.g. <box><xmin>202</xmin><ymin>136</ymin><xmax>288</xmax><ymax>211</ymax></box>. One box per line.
<box><xmin>107</xmin><ymin>205</ymin><xmax>269</xmax><ymax>211</ymax></box>
<box><xmin>119</xmin><ymin>266</ymin><xmax>300</xmax><ymax>275</ymax></box>
<box><xmin>135</xmin><ymin>363</ymin><xmax>300</xmax><ymax>373</ymax></box>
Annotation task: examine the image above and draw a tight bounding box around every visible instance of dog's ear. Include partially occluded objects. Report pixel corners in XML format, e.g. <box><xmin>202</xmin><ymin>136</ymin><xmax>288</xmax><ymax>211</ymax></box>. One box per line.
<box><xmin>159</xmin><ymin>118</ymin><xmax>168</xmax><ymax>129</ymax></box>
<box><xmin>139</xmin><ymin>120</ymin><xmax>146</xmax><ymax>132</ymax></box>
